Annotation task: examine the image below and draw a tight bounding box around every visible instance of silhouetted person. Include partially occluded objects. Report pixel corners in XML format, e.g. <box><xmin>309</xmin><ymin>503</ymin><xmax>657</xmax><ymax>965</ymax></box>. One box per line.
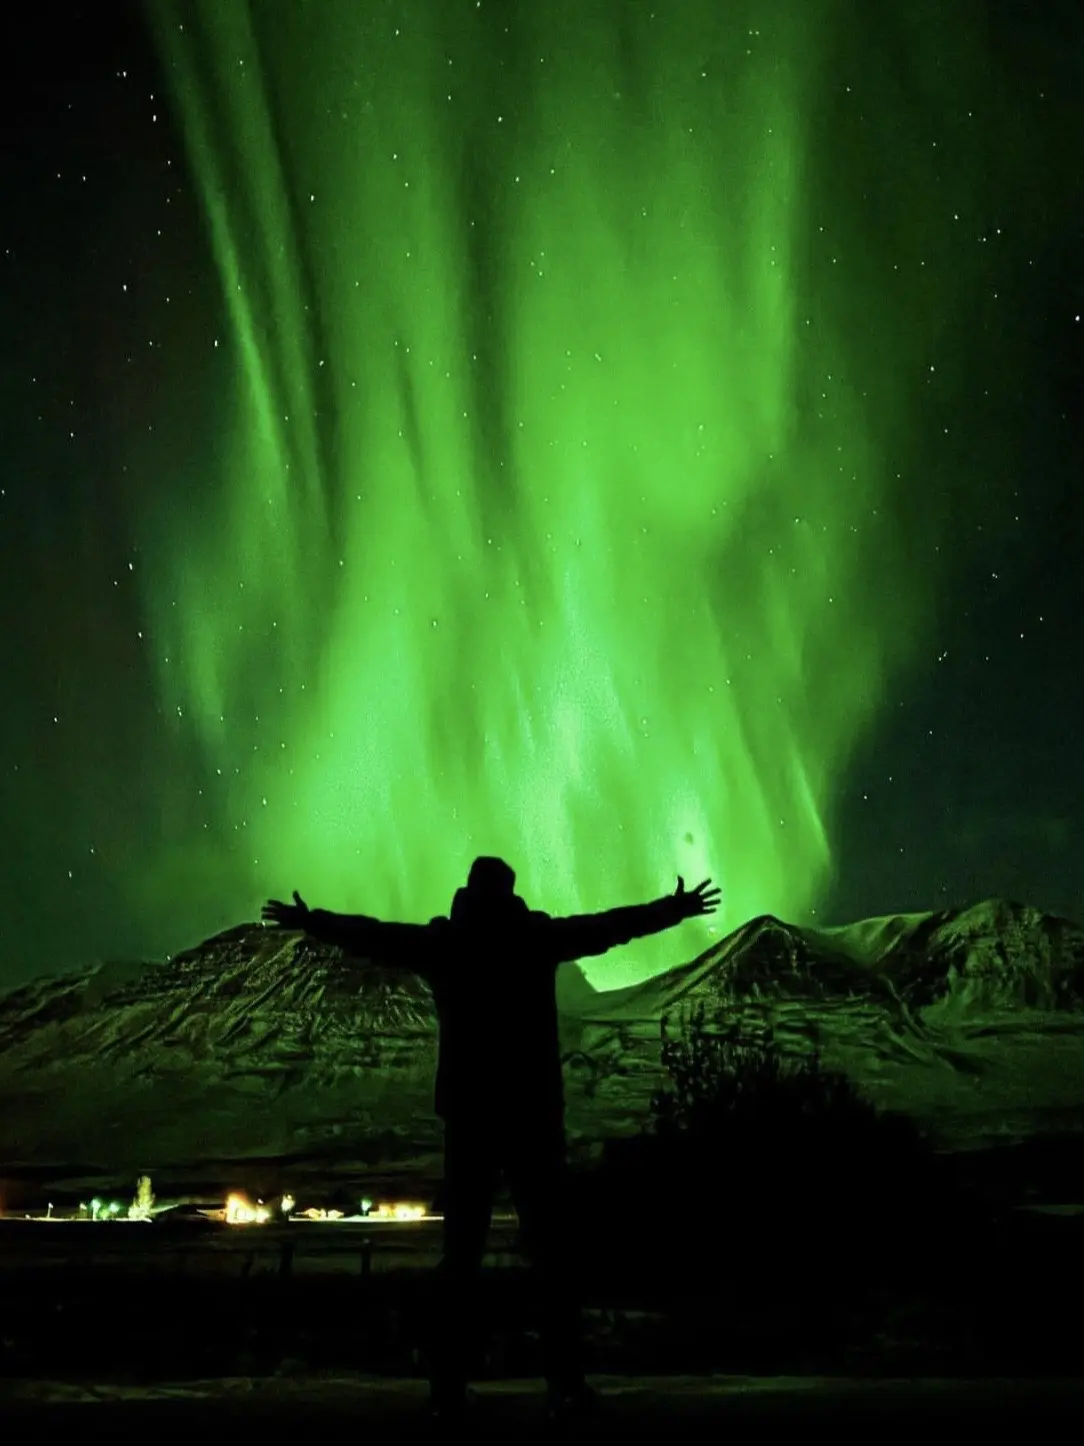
<box><xmin>262</xmin><ymin>856</ymin><xmax>720</xmax><ymax>1422</ymax></box>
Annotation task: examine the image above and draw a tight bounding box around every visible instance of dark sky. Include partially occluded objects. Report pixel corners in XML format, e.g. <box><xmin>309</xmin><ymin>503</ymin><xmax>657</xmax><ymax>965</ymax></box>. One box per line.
<box><xmin>1</xmin><ymin>1</ymin><xmax>1081</xmax><ymax>987</ymax></box>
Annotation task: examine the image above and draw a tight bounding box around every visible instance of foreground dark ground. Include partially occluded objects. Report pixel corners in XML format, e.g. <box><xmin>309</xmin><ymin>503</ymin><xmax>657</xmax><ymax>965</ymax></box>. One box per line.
<box><xmin>4</xmin><ymin>1136</ymin><xmax>1083</xmax><ymax>1433</ymax></box>
<box><xmin>2</xmin><ymin>1210</ymin><xmax>1083</xmax><ymax>1432</ymax></box>
<box><xmin>1</xmin><ymin>1197</ymin><xmax>1082</xmax><ymax>1380</ymax></box>
<box><xmin>4</xmin><ymin>1373</ymin><xmax>1084</xmax><ymax>1434</ymax></box>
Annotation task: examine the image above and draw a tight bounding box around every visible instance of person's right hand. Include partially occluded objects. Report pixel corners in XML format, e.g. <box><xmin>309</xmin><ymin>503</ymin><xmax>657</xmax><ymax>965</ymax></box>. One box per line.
<box><xmin>673</xmin><ymin>876</ymin><xmax>721</xmax><ymax>918</ymax></box>
<box><xmin>261</xmin><ymin>890</ymin><xmax>310</xmax><ymax>930</ymax></box>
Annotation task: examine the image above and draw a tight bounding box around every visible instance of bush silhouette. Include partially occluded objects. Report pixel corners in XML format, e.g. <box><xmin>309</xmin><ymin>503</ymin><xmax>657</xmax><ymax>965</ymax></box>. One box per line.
<box><xmin>651</xmin><ymin>1005</ymin><xmax>929</xmax><ymax>1193</ymax></box>
<box><xmin>575</xmin><ymin>1005</ymin><xmax>949</xmax><ymax>1302</ymax></box>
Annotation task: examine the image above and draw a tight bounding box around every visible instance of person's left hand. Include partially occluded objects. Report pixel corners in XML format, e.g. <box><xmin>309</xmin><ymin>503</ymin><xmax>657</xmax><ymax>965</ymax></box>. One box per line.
<box><xmin>673</xmin><ymin>876</ymin><xmax>722</xmax><ymax>918</ymax></box>
<box><xmin>261</xmin><ymin>890</ymin><xmax>310</xmax><ymax>929</ymax></box>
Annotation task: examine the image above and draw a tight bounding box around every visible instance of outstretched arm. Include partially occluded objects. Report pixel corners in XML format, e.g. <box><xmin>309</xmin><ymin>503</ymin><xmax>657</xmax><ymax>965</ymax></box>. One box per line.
<box><xmin>262</xmin><ymin>890</ymin><xmax>431</xmax><ymax>970</ymax></box>
<box><xmin>547</xmin><ymin>876</ymin><xmax>721</xmax><ymax>964</ymax></box>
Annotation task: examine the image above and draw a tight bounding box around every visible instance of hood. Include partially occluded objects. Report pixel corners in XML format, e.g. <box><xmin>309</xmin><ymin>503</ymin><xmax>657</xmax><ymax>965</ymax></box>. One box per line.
<box><xmin>449</xmin><ymin>887</ymin><xmax>531</xmax><ymax>926</ymax></box>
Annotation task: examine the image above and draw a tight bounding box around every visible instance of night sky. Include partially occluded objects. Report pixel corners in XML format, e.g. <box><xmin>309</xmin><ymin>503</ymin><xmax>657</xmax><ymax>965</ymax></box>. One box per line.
<box><xmin>1</xmin><ymin>0</ymin><xmax>1081</xmax><ymax>990</ymax></box>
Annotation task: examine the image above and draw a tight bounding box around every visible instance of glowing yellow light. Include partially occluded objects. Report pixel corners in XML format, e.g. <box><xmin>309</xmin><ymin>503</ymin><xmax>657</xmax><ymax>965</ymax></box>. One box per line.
<box><xmin>129</xmin><ymin>1175</ymin><xmax>155</xmax><ymax>1221</ymax></box>
<box><xmin>281</xmin><ymin>1193</ymin><xmax>296</xmax><ymax>1215</ymax></box>
<box><xmin>226</xmin><ymin>1192</ymin><xmax>271</xmax><ymax>1225</ymax></box>
<box><xmin>372</xmin><ymin>1201</ymin><xmax>426</xmax><ymax>1221</ymax></box>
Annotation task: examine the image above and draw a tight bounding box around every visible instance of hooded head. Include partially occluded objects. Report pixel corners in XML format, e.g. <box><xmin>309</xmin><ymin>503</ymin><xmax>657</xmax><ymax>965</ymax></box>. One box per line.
<box><xmin>450</xmin><ymin>855</ymin><xmax>528</xmax><ymax>923</ymax></box>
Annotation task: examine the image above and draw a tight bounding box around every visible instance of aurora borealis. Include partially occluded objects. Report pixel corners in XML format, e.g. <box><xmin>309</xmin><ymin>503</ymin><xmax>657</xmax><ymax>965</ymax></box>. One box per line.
<box><xmin>1</xmin><ymin>1</ymin><xmax>1081</xmax><ymax>987</ymax></box>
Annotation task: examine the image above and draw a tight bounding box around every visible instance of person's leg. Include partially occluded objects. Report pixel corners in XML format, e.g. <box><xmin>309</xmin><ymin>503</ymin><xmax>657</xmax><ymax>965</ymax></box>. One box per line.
<box><xmin>429</xmin><ymin>1119</ymin><xmax>499</xmax><ymax>1410</ymax></box>
<box><xmin>505</xmin><ymin>1120</ymin><xmax>587</xmax><ymax>1397</ymax></box>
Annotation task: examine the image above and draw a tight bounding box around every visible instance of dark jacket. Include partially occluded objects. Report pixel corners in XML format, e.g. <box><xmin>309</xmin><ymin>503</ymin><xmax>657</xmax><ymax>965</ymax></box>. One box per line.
<box><xmin>304</xmin><ymin>893</ymin><xmax>685</xmax><ymax>1125</ymax></box>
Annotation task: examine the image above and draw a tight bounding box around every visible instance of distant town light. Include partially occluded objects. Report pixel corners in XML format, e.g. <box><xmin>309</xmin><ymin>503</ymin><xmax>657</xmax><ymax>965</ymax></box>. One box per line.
<box><xmin>372</xmin><ymin>1201</ymin><xmax>426</xmax><ymax>1221</ymax></box>
<box><xmin>129</xmin><ymin>1175</ymin><xmax>155</xmax><ymax>1221</ymax></box>
<box><xmin>226</xmin><ymin>1192</ymin><xmax>271</xmax><ymax>1225</ymax></box>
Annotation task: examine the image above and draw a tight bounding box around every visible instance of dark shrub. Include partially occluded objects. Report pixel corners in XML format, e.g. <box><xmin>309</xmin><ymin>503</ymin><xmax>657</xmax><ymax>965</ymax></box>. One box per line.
<box><xmin>575</xmin><ymin>1005</ymin><xmax>953</xmax><ymax>1304</ymax></box>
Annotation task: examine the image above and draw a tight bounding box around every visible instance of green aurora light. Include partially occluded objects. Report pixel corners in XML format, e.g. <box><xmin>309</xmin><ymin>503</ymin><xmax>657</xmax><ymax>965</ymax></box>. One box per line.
<box><xmin>141</xmin><ymin>0</ymin><xmax>1011</xmax><ymax>984</ymax></box>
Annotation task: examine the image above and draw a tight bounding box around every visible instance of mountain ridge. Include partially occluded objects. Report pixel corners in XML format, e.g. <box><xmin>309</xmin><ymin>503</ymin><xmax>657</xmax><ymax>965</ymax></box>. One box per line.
<box><xmin>1</xmin><ymin>897</ymin><xmax>1081</xmax><ymax>1198</ymax></box>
